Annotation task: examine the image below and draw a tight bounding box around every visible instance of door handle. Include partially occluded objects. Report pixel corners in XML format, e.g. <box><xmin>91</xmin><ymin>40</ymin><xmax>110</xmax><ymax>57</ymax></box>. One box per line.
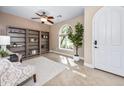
<box><xmin>94</xmin><ymin>40</ymin><xmax>97</xmax><ymax>45</ymax></box>
<box><xmin>94</xmin><ymin>40</ymin><xmax>98</xmax><ymax>48</ymax></box>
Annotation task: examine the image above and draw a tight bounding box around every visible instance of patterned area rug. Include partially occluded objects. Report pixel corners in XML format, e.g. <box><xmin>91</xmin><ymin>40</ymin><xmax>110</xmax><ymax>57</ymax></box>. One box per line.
<box><xmin>22</xmin><ymin>56</ymin><xmax>66</xmax><ymax>86</ymax></box>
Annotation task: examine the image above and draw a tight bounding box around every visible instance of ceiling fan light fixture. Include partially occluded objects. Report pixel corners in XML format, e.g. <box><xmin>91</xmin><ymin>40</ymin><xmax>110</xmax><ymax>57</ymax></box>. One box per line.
<box><xmin>40</xmin><ymin>17</ymin><xmax>47</xmax><ymax>22</ymax></box>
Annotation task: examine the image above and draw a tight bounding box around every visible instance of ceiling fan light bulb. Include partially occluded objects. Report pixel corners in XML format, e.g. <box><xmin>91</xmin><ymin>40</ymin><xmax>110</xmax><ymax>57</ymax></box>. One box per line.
<box><xmin>40</xmin><ymin>18</ymin><xmax>47</xmax><ymax>22</ymax></box>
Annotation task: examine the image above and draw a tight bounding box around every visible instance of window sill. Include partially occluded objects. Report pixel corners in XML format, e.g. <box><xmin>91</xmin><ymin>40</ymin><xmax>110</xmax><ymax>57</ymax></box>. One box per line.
<box><xmin>59</xmin><ymin>48</ymin><xmax>74</xmax><ymax>52</ymax></box>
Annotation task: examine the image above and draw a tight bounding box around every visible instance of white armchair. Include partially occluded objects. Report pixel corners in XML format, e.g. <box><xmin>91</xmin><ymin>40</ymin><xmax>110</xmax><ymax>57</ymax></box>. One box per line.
<box><xmin>0</xmin><ymin>59</ymin><xmax>36</xmax><ymax>86</ymax></box>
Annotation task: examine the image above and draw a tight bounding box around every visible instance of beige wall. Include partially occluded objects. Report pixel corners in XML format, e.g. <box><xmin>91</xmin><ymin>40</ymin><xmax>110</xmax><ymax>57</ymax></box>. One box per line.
<box><xmin>0</xmin><ymin>12</ymin><xmax>50</xmax><ymax>32</ymax></box>
<box><xmin>50</xmin><ymin>16</ymin><xmax>84</xmax><ymax>58</ymax></box>
<box><xmin>84</xmin><ymin>6</ymin><xmax>102</xmax><ymax>64</ymax></box>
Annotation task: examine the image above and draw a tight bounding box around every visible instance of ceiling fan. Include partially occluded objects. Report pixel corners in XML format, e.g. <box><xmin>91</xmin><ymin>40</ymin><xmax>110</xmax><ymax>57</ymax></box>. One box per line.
<box><xmin>31</xmin><ymin>11</ymin><xmax>54</xmax><ymax>24</ymax></box>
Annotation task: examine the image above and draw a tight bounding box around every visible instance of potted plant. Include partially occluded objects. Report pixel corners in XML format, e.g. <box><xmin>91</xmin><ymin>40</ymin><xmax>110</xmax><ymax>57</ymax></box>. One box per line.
<box><xmin>68</xmin><ymin>22</ymin><xmax>84</xmax><ymax>61</ymax></box>
<box><xmin>0</xmin><ymin>49</ymin><xmax>9</xmax><ymax>57</ymax></box>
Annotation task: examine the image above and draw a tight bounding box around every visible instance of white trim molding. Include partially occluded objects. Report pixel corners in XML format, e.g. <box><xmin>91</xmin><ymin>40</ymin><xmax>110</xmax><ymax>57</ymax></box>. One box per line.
<box><xmin>84</xmin><ymin>63</ymin><xmax>94</xmax><ymax>68</ymax></box>
<box><xmin>50</xmin><ymin>50</ymin><xmax>84</xmax><ymax>60</ymax></box>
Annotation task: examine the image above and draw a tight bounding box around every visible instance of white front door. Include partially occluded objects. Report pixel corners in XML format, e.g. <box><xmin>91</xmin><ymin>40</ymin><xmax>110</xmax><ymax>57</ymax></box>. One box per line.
<box><xmin>93</xmin><ymin>7</ymin><xmax>124</xmax><ymax>76</ymax></box>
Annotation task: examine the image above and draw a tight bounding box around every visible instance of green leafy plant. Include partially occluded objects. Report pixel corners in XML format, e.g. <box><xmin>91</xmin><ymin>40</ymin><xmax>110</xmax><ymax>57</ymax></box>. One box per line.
<box><xmin>68</xmin><ymin>22</ymin><xmax>84</xmax><ymax>56</ymax></box>
<box><xmin>0</xmin><ymin>49</ymin><xmax>9</xmax><ymax>57</ymax></box>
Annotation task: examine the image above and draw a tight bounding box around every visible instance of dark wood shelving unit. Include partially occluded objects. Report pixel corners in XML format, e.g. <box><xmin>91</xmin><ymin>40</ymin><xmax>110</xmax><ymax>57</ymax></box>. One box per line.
<box><xmin>7</xmin><ymin>27</ymin><xmax>26</xmax><ymax>59</ymax></box>
<box><xmin>27</xmin><ymin>30</ymin><xmax>40</xmax><ymax>57</ymax></box>
<box><xmin>7</xmin><ymin>26</ymin><xmax>49</xmax><ymax>60</ymax></box>
<box><xmin>41</xmin><ymin>32</ymin><xmax>49</xmax><ymax>54</ymax></box>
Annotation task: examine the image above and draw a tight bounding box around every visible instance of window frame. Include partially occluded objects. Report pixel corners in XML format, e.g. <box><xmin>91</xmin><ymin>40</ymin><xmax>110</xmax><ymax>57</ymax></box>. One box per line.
<box><xmin>58</xmin><ymin>24</ymin><xmax>74</xmax><ymax>51</ymax></box>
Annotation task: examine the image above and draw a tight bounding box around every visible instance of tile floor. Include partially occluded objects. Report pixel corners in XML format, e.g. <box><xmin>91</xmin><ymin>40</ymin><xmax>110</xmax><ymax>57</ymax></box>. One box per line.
<box><xmin>41</xmin><ymin>52</ymin><xmax>124</xmax><ymax>86</ymax></box>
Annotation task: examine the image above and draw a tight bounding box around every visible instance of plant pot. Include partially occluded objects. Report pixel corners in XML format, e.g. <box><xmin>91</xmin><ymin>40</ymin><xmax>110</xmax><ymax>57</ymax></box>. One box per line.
<box><xmin>73</xmin><ymin>55</ymin><xmax>80</xmax><ymax>61</ymax></box>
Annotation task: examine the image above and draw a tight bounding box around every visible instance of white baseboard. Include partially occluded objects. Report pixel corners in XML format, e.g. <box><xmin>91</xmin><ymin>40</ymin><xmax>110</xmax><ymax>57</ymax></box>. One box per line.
<box><xmin>50</xmin><ymin>50</ymin><xmax>84</xmax><ymax>60</ymax></box>
<box><xmin>84</xmin><ymin>63</ymin><xmax>94</xmax><ymax>68</ymax></box>
<box><xmin>50</xmin><ymin>50</ymin><xmax>72</xmax><ymax>57</ymax></box>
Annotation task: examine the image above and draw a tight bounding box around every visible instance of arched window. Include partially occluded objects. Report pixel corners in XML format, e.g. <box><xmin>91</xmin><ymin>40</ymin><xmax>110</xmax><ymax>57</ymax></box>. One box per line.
<box><xmin>59</xmin><ymin>25</ymin><xmax>73</xmax><ymax>50</ymax></box>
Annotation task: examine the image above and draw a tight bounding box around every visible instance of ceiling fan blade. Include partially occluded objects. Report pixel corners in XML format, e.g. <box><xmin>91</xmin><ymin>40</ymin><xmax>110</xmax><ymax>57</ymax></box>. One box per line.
<box><xmin>35</xmin><ymin>13</ymin><xmax>42</xmax><ymax>17</ymax></box>
<box><xmin>32</xmin><ymin>17</ymin><xmax>40</xmax><ymax>19</ymax></box>
<box><xmin>47</xmin><ymin>20</ymin><xmax>54</xmax><ymax>24</ymax></box>
<box><xmin>47</xmin><ymin>16</ymin><xmax>54</xmax><ymax>19</ymax></box>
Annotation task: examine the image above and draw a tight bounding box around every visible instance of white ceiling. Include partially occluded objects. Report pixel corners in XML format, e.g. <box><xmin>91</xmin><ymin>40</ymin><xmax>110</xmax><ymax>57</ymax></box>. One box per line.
<box><xmin>0</xmin><ymin>6</ymin><xmax>84</xmax><ymax>25</ymax></box>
